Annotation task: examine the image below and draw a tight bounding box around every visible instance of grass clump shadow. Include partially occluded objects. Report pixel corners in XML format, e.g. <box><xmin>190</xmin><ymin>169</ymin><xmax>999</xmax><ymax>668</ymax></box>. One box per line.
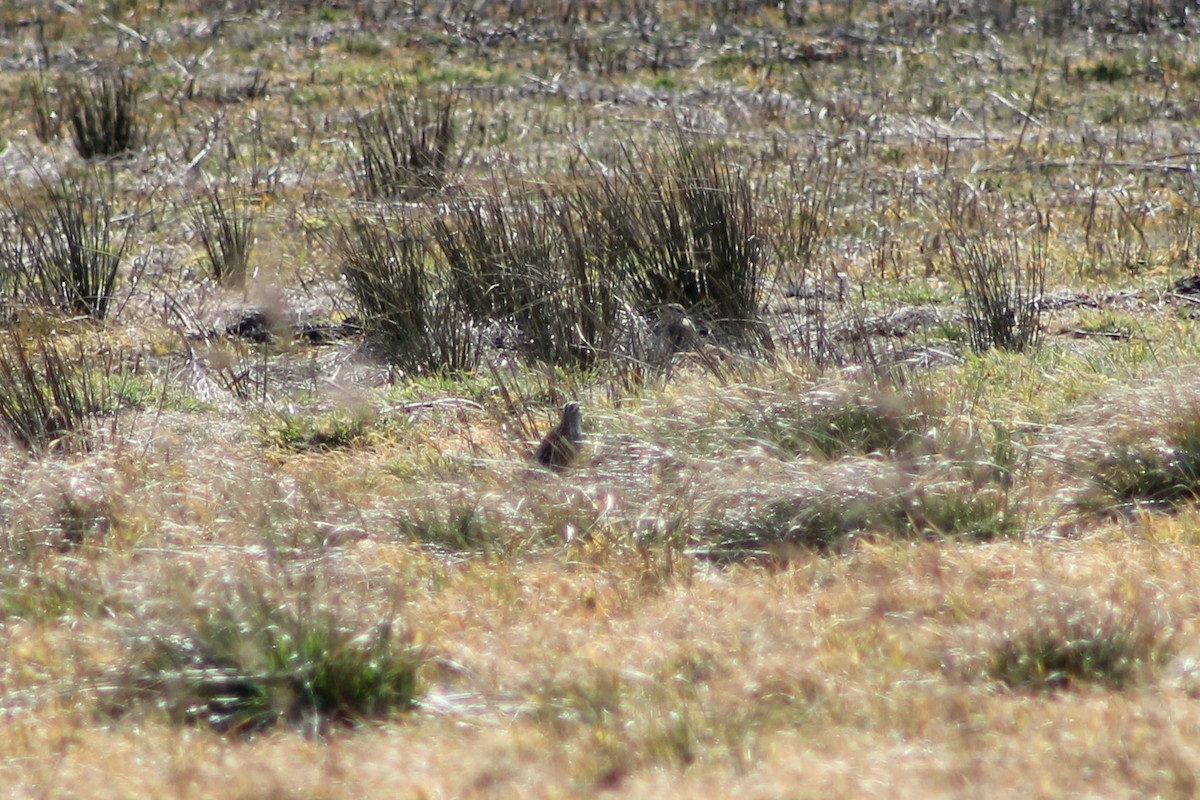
<box><xmin>115</xmin><ymin>582</ymin><xmax>421</xmax><ymax>735</ymax></box>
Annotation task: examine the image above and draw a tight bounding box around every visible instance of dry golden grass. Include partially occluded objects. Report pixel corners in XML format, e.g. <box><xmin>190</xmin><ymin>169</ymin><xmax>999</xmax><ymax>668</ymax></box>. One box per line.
<box><xmin>4</xmin><ymin>537</ymin><xmax>1200</xmax><ymax>797</ymax></box>
<box><xmin>6</xmin><ymin>1</ymin><xmax>1200</xmax><ymax>796</ymax></box>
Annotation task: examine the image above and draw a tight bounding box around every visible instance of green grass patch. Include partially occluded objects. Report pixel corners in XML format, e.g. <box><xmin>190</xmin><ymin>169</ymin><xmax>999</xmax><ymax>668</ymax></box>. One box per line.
<box><xmin>989</xmin><ymin>596</ymin><xmax>1173</xmax><ymax>691</ymax></box>
<box><xmin>115</xmin><ymin>583</ymin><xmax>421</xmax><ymax>734</ymax></box>
<box><xmin>259</xmin><ymin>408</ymin><xmax>374</xmax><ymax>452</ymax></box>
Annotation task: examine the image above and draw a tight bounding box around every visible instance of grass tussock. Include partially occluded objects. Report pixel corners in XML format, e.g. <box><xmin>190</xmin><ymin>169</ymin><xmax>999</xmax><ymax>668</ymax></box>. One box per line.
<box><xmin>115</xmin><ymin>580</ymin><xmax>421</xmax><ymax>735</ymax></box>
<box><xmin>1083</xmin><ymin>420</ymin><xmax>1200</xmax><ymax>509</ymax></box>
<box><xmin>588</xmin><ymin>133</ymin><xmax>763</xmax><ymax>334</ymax></box>
<box><xmin>398</xmin><ymin>500</ymin><xmax>498</xmax><ymax>553</ymax></box>
<box><xmin>190</xmin><ymin>184</ymin><xmax>255</xmax><ymax>287</ymax></box>
<box><xmin>1</xmin><ymin>169</ymin><xmax>130</xmax><ymax>320</ymax></box>
<box><xmin>0</xmin><ymin>553</ymin><xmax>121</xmax><ymax>621</ymax></box>
<box><xmin>343</xmin><ymin>128</ymin><xmax>767</xmax><ymax>372</ymax></box>
<box><xmin>695</xmin><ymin>456</ymin><xmax>1019</xmax><ymax>559</ymax></box>
<box><xmin>65</xmin><ymin>69</ymin><xmax>141</xmax><ymax>159</ymax></box>
<box><xmin>429</xmin><ymin>184</ymin><xmax>625</xmax><ymax>368</ymax></box>
<box><xmin>333</xmin><ymin>212</ymin><xmax>479</xmax><ymax>375</ymax></box>
<box><xmin>258</xmin><ymin>408</ymin><xmax>373</xmax><ymax>452</ymax></box>
<box><xmin>740</xmin><ymin>383</ymin><xmax>939</xmax><ymax>459</ymax></box>
<box><xmin>760</xmin><ymin>155</ymin><xmax>841</xmax><ymax>364</ymax></box>
<box><xmin>946</xmin><ymin>225</ymin><xmax>1046</xmax><ymax>354</ymax></box>
<box><xmin>676</xmin><ymin>379</ymin><xmax>1025</xmax><ymax>559</ymax></box>
<box><xmin>986</xmin><ymin>590</ymin><xmax>1174</xmax><ymax>691</ymax></box>
<box><xmin>0</xmin><ymin>334</ymin><xmax>103</xmax><ymax>454</ymax></box>
<box><xmin>349</xmin><ymin>88</ymin><xmax>462</xmax><ymax>200</ymax></box>
<box><xmin>1057</xmin><ymin>375</ymin><xmax>1200</xmax><ymax>513</ymax></box>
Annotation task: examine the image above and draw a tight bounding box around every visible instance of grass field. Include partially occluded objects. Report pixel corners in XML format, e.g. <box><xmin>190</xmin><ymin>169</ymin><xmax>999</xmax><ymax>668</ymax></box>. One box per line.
<box><xmin>5</xmin><ymin>1</ymin><xmax>1200</xmax><ymax>797</ymax></box>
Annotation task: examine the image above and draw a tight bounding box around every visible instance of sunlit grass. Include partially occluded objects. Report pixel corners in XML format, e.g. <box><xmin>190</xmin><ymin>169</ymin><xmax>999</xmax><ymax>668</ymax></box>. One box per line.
<box><xmin>3</xmin><ymin>1</ymin><xmax>1200</xmax><ymax>797</ymax></box>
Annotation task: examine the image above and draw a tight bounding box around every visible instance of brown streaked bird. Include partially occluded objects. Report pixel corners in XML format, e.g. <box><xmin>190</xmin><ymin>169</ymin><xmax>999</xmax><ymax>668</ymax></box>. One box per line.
<box><xmin>535</xmin><ymin>401</ymin><xmax>583</xmax><ymax>472</ymax></box>
<box><xmin>655</xmin><ymin>302</ymin><xmax>700</xmax><ymax>354</ymax></box>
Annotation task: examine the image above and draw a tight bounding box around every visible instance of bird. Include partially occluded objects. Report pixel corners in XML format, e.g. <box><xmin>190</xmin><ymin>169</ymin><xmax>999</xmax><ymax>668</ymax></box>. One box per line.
<box><xmin>652</xmin><ymin>303</ymin><xmax>700</xmax><ymax>359</ymax></box>
<box><xmin>534</xmin><ymin>401</ymin><xmax>583</xmax><ymax>472</ymax></box>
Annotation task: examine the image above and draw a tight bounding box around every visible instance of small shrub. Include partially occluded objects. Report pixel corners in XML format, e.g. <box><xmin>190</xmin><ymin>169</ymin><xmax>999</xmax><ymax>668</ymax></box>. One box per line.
<box><xmin>237</xmin><ymin>69</ymin><xmax>270</xmax><ymax>101</ymax></box>
<box><xmin>190</xmin><ymin>185</ymin><xmax>255</xmax><ymax>286</ymax></box>
<box><xmin>118</xmin><ymin>584</ymin><xmax>421</xmax><ymax>734</ymax></box>
<box><xmin>65</xmin><ymin>69</ymin><xmax>142</xmax><ymax>158</ymax></box>
<box><xmin>349</xmin><ymin>88</ymin><xmax>461</xmax><ymax>200</ymax></box>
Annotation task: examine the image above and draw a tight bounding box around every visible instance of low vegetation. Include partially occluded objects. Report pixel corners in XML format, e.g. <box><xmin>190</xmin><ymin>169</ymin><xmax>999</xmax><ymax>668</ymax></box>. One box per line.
<box><xmin>190</xmin><ymin>183</ymin><xmax>256</xmax><ymax>287</ymax></box>
<box><xmin>0</xmin><ymin>333</ymin><xmax>104</xmax><ymax>454</ymax></box>
<box><xmin>112</xmin><ymin>579</ymin><xmax>420</xmax><ymax>734</ymax></box>
<box><xmin>4</xmin><ymin>1</ymin><xmax>1200</xmax><ymax>797</ymax></box>
<box><xmin>1</xmin><ymin>168</ymin><xmax>131</xmax><ymax>319</ymax></box>
<box><xmin>64</xmin><ymin>68</ymin><xmax>141</xmax><ymax>159</ymax></box>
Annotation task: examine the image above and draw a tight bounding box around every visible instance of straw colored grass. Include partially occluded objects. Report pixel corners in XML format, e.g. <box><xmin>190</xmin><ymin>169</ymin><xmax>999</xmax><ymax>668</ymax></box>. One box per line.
<box><xmin>6</xmin><ymin>1</ymin><xmax>1200</xmax><ymax>796</ymax></box>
